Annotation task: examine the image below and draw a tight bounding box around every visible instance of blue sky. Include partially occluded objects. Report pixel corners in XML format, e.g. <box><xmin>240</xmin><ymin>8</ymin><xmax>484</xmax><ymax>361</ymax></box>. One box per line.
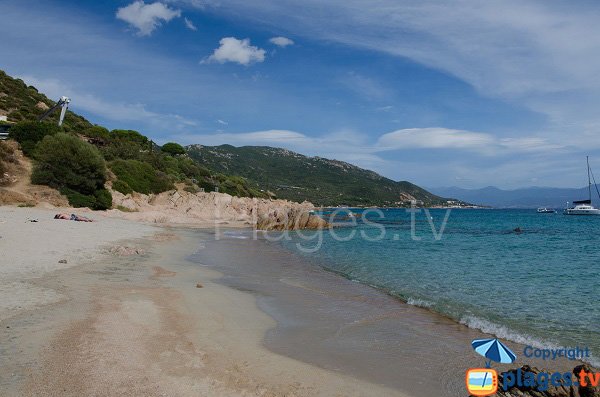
<box><xmin>2</xmin><ymin>0</ymin><xmax>600</xmax><ymax>189</ymax></box>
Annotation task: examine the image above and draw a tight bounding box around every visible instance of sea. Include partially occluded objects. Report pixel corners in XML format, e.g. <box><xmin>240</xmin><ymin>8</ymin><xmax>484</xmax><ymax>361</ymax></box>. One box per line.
<box><xmin>274</xmin><ymin>208</ymin><xmax>600</xmax><ymax>366</ymax></box>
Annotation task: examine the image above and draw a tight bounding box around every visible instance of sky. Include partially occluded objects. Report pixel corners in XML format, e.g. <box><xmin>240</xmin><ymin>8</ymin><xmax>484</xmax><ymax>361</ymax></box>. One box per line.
<box><xmin>2</xmin><ymin>0</ymin><xmax>600</xmax><ymax>189</ymax></box>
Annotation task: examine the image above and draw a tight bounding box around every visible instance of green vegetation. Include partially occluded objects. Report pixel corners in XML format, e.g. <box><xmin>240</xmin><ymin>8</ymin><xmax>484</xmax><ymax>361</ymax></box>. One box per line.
<box><xmin>161</xmin><ymin>142</ymin><xmax>185</xmax><ymax>156</ymax></box>
<box><xmin>0</xmin><ymin>70</ymin><xmax>91</xmax><ymax>131</ymax></box>
<box><xmin>110</xmin><ymin>159</ymin><xmax>173</xmax><ymax>194</ymax></box>
<box><xmin>31</xmin><ymin>133</ymin><xmax>112</xmax><ymax>210</ymax></box>
<box><xmin>0</xmin><ymin>68</ymin><xmax>447</xmax><ymax>208</ymax></box>
<box><xmin>187</xmin><ymin>145</ymin><xmax>446</xmax><ymax>207</ymax></box>
<box><xmin>111</xmin><ymin>179</ymin><xmax>133</xmax><ymax>195</ymax></box>
<box><xmin>8</xmin><ymin>121</ymin><xmax>61</xmax><ymax>156</ymax></box>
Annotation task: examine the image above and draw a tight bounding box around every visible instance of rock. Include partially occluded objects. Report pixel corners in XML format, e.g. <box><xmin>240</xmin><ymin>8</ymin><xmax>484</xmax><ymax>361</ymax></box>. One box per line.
<box><xmin>574</xmin><ymin>365</ymin><xmax>600</xmax><ymax>397</ymax></box>
<box><xmin>106</xmin><ymin>245</ymin><xmax>145</xmax><ymax>256</ymax></box>
<box><xmin>58</xmin><ymin>259</ymin><xmax>67</xmax><ymax>264</ymax></box>
<box><xmin>108</xmin><ymin>186</ymin><xmax>329</xmax><ymax>231</ymax></box>
<box><xmin>35</xmin><ymin>101</ymin><xmax>49</xmax><ymax>110</ymax></box>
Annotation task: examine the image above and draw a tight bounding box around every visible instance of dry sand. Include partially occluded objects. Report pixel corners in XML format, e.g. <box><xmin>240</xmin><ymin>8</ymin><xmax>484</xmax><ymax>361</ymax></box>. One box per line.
<box><xmin>0</xmin><ymin>206</ymin><xmax>409</xmax><ymax>397</ymax></box>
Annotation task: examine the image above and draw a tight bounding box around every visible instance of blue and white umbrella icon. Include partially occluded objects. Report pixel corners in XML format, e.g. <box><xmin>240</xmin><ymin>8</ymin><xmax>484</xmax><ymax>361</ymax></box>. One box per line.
<box><xmin>471</xmin><ymin>338</ymin><xmax>517</xmax><ymax>367</ymax></box>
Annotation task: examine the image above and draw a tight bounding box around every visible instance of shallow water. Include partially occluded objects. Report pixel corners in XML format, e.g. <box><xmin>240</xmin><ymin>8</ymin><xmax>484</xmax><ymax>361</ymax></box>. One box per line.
<box><xmin>190</xmin><ymin>223</ymin><xmax>589</xmax><ymax>397</ymax></box>
<box><xmin>276</xmin><ymin>208</ymin><xmax>600</xmax><ymax>366</ymax></box>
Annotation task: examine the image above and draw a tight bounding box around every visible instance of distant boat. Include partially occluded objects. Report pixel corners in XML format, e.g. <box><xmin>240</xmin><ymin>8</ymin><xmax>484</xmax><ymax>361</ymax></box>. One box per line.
<box><xmin>564</xmin><ymin>156</ymin><xmax>600</xmax><ymax>215</ymax></box>
<box><xmin>536</xmin><ymin>207</ymin><xmax>556</xmax><ymax>213</ymax></box>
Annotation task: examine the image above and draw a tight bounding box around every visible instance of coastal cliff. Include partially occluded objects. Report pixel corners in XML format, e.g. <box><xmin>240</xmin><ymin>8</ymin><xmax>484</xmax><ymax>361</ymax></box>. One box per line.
<box><xmin>107</xmin><ymin>185</ymin><xmax>328</xmax><ymax>230</ymax></box>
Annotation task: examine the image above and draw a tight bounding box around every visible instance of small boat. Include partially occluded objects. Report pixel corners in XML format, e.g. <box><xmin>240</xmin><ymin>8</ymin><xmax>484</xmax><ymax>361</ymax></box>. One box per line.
<box><xmin>564</xmin><ymin>156</ymin><xmax>600</xmax><ymax>215</ymax></box>
<box><xmin>536</xmin><ymin>208</ymin><xmax>556</xmax><ymax>213</ymax></box>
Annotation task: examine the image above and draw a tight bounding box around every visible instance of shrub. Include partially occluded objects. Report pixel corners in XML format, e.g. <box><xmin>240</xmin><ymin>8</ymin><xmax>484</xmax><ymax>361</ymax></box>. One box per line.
<box><xmin>83</xmin><ymin>125</ymin><xmax>110</xmax><ymax>141</ymax></box>
<box><xmin>58</xmin><ymin>188</ymin><xmax>112</xmax><ymax>210</ymax></box>
<box><xmin>94</xmin><ymin>189</ymin><xmax>113</xmax><ymax>210</ymax></box>
<box><xmin>111</xmin><ymin>129</ymin><xmax>148</xmax><ymax>145</ymax></box>
<box><xmin>161</xmin><ymin>142</ymin><xmax>185</xmax><ymax>156</ymax></box>
<box><xmin>60</xmin><ymin>188</ymin><xmax>97</xmax><ymax>208</ymax></box>
<box><xmin>112</xmin><ymin>179</ymin><xmax>133</xmax><ymax>195</ymax></box>
<box><xmin>32</xmin><ymin>134</ymin><xmax>110</xmax><ymax>210</ymax></box>
<box><xmin>32</xmin><ymin>133</ymin><xmax>107</xmax><ymax>194</ymax></box>
<box><xmin>100</xmin><ymin>140</ymin><xmax>144</xmax><ymax>161</ymax></box>
<box><xmin>9</xmin><ymin>121</ymin><xmax>61</xmax><ymax>156</ymax></box>
<box><xmin>110</xmin><ymin>159</ymin><xmax>173</xmax><ymax>194</ymax></box>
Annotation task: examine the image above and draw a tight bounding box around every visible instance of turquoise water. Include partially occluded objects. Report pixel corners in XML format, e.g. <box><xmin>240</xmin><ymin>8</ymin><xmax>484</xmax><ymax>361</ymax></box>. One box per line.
<box><xmin>277</xmin><ymin>208</ymin><xmax>600</xmax><ymax>364</ymax></box>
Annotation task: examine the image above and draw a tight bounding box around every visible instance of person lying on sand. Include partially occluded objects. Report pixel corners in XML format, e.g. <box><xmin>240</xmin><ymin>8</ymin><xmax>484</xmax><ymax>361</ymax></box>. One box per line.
<box><xmin>53</xmin><ymin>213</ymin><xmax>94</xmax><ymax>222</ymax></box>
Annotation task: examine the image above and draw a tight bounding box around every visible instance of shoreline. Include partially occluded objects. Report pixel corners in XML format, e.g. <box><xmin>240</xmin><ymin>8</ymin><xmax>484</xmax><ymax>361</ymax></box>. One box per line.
<box><xmin>0</xmin><ymin>206</ymin><xmax>408</xmax><ymax>396</ymax></box>
<box><xmin>190</xmin><ymin>228</ymin><xmax>591</xmax><ymax>396</ymax></box>
<box><xmin>0</xmin><ymin>206</ymin><xmax>593</xmax><ymax>396</ymax></box>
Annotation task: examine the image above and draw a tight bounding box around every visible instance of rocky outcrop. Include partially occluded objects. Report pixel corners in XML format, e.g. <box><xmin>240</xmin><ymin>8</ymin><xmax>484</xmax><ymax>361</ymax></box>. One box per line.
<box><xmin>107</xmin><ymin>185</ymin><xmax>328</xmax><ymax>231</ymax></box>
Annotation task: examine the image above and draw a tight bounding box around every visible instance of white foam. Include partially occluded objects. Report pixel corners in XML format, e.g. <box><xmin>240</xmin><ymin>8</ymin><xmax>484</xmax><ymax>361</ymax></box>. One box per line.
<box><xmin>406</xmin><ymin>297</ymin><xmax>434</xmax><ymax>309</ymax></box>
<box><xmin>460</xmin><ymin>315</ymin><xmax>600</xmax><ymax>367</ymax></box>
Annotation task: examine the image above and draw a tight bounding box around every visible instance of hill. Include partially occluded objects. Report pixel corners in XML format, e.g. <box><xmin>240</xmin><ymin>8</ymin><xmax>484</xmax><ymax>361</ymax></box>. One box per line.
<box><xmin>187</xmin><ymin>145</ymin><xmax>447</xmax><ymax>207</ymax></box>
<box><xmin>0</xmin><ymin>70</ymin><xmax>91</xmax><ymax>131</ymax></box>
<box><xmin>0</xmin><ymin>69</ymin><xmax>267</xmax><ymax>209</ymax></box>
<box><xmin>0</xmin><ymin>67</ymin><xmax>449</xmax><ymax>208</ymax></box>
<box><xmin>428</xmin><ymin>185</ymin><xmax>593</xmax><ymax>208</ymax></box>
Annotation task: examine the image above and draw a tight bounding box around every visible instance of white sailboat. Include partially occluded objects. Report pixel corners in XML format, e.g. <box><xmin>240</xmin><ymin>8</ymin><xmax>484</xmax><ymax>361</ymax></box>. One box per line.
<box><xmin>564</xmin><ymin>156</ymin><xmax>600</xmax><ymax>215</ymax></box>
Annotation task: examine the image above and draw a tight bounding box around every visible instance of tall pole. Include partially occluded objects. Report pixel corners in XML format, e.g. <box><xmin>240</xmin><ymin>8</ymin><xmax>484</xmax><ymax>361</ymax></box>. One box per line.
<box><xmin>588</xmin><ymin>156</ymin><xmax>591</xmax><ymax>202</ymax></box>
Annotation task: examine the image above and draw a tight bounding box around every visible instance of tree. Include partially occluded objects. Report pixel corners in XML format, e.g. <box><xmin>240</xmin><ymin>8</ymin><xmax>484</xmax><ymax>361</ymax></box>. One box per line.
<box><xmin>9</xmin><ymin>121</ymin><xmax>61</xmax><ymax>156</ymax></box>
<box><xmin>110</xmin><ymin>129</ymin><xmax>148</xmax><ymax>144</ymax></box>
<box><xmin>110</xmin><ymin>159</ymin><xmax>173</xmax><ymax>194</ymax></box>
<box><xmin>161</xmin><ymin>142</ymin><xmax>186</xmax><ymax>156</ymax></box>
<box><xmin>32</xmin><ymin>133</ymin><xmax>112</xmax><ymax>210</ymax></box>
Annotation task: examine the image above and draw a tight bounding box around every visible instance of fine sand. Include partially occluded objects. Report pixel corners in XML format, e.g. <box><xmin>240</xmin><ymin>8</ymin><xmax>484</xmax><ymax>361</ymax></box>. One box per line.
<box><xmin>0</xmin><ymin>206</ymin><xmax>408</xmax><ymax>396</ymax></box>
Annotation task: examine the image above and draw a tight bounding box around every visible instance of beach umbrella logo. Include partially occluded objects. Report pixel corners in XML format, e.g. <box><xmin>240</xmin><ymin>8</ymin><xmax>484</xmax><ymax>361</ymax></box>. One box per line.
<box><xmin>466</xmin><ymin>339</ymin><xmax>515</xmax><ymax>396</ymax></box>
<box><xmin>471</xmin><ymin>338</ymin><xmax>517</xmax><ymax>368</ymax></box>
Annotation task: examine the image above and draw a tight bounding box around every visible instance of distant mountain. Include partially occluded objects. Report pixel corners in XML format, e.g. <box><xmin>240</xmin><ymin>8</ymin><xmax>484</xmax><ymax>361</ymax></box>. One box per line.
<box><xmin>187</xmin><ymin>144</ymin><xmax>448</xmax><ymax>207</ymax></box>
<box><xmin>428</xmin><ymin>186</ymin><xmax>595</xmax><ymax>208</ymax></box>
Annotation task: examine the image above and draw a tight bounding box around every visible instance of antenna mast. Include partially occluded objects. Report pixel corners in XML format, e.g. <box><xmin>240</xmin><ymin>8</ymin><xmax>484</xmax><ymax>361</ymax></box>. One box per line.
<box><xmin>588</xmin><ymin>156</ymin><xmax>592</xmax><ymax>202</ymax></box>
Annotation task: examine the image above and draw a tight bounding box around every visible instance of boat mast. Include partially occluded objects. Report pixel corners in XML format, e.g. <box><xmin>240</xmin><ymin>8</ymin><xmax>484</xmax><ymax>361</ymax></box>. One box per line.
<box><xmin>588</xmin><ymin>156</ymin><xmax>592</xmax><ymax>202</ymax></box>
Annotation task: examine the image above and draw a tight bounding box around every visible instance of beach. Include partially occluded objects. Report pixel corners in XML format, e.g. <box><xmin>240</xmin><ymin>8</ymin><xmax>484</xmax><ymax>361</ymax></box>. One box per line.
<box><xmin>0</xmin><ymin>207</ymin><xmax>406</xmax><ymax>396</ymax></box>
<box><xmin>0</xmin><ymin>206</ymin><xmax>591</xmax><ymax>396</ymax></box>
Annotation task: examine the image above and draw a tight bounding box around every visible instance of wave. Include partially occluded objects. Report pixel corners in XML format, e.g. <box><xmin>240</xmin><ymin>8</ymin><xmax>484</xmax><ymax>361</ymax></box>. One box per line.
<box><xmin>406</xmin><ymin>297</ymin><xmax>434</xmax><ymax>309</ymax></box>
<box><xmin>459</xmin><ymin>315</ymin><xmax>600</xmax><ymax>368</ymax></box>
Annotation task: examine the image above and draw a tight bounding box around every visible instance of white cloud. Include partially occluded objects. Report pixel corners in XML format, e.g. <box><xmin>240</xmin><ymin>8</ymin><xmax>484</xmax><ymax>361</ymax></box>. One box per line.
<box><xmin>206</xmin><ymin>37</ymin><xmax>266</xmax><ymax>65</ymax></box>
<box><xmin>116</xmin><ymin>1</ymin><xmax>181</xmax><ymax>36</ymax></box>
<box><xmin>269</xmin><ymin>36</ymin><xmax>294</xmax><ymax>47</ymax></box>
<box><xmin>376</xmin><ymin>128</ymin><xmax>563</xmax><ymax>155</ymax></box>
<box><xmin>377</xmin><ymin>128</ymin><xmax>495</xmax><ymax>151</ymax></box>
<box><xmin>184</xmin><ymin>17</ymin><xmax>197</xmax><ymax>31</ymax></box>
<box><xmin>216</xmin><ymin>119</ymin><xmax>228</xmax><ymax>125</ymax></box>
<box><xmin>180</xmin><ymin>1</ymin><xmax>600</xmax><ymax>138</ymax></box>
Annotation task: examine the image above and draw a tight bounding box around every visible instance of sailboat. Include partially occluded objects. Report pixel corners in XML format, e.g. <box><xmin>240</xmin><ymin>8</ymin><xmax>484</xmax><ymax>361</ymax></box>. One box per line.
<box><xmin>564</xmin><ymin>156</ymin><xmax>600</xmax><ymax>215</ymax></box>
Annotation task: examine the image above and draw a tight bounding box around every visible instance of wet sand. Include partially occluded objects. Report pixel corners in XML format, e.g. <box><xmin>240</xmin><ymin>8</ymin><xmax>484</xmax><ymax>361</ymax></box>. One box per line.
<box><xmin>191</xmin><ymin>229</ymin><xmax>588</xmax><ymax>397</ymax></box>
<box><xmin>0</xmin><ymin>208</ymin><xmax>407</xmax><ymax>396</ymax></box>
<box><xmin>0</xmin><ymin>207</ymin><xmax>587</xmax><ymax>396</ymax></box>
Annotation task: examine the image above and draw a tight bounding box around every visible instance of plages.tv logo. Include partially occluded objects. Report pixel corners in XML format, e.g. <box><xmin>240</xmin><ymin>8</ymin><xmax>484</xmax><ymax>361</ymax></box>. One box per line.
<box><xmin>466</xmin><ymin>338</ymin><xmax>517</xmax><ymax>396</ymax></box>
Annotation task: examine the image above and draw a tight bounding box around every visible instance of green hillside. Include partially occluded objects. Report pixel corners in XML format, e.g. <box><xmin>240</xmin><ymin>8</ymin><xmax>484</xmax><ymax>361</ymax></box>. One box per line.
<box><xmin>0</xmin><ymin>70</ymin><xmax>91</xmax><ymax>131</ymax></box>
<box><xmin>0</xmin><ymin>69</ymin><xmax>267</xmax><ymax>209</ymax></box>
<box><xmin>186</xmin><ymin>145</ymin><xmax>446</xmax><ymax>207</ymax></box>
<box><xmin>0</xmin><ymin>68</ymin><xmax>451</xmax><ymax>208</ymax></box>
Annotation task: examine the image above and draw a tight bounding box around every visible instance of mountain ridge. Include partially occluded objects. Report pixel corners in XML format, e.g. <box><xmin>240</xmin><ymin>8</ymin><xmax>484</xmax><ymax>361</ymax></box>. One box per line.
<box><xmin>429</xmin><ymin>185</ymin><xmax>596</xmax><ymax>208</ymax></box>
<box><xmin>187</xmin><ymin>144</ymin><xmax>452</xmax><ymax>207</ymax></box>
